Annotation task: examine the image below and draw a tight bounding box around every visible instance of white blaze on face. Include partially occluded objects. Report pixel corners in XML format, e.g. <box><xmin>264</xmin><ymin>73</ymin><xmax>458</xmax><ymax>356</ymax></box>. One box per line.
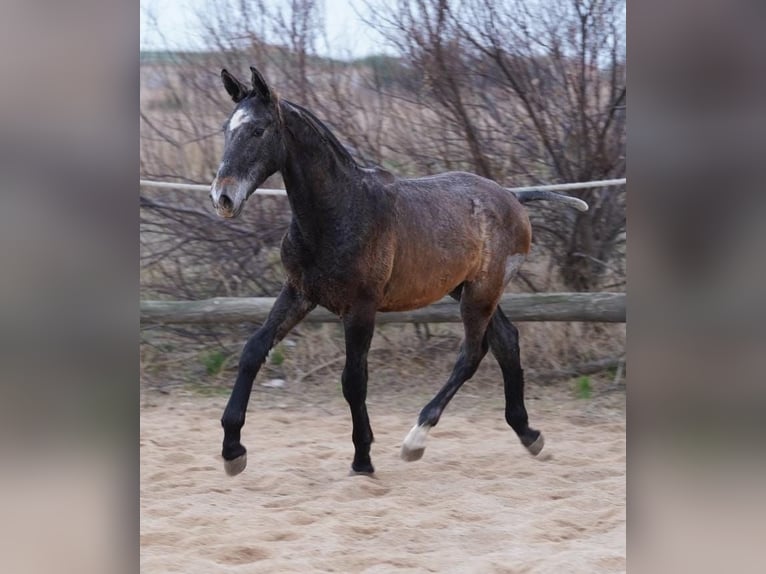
<box><xmin>228</xmin><ymin>108</ymin><xmax>252</xmax><ymax>132</ymax></box>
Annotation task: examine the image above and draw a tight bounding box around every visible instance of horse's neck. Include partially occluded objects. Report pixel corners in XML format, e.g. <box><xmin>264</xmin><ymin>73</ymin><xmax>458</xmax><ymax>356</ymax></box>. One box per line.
<box><xmin>280</xmin><ymin>105</ymin><xmax>361</xmax><ymax>243</ymax></box>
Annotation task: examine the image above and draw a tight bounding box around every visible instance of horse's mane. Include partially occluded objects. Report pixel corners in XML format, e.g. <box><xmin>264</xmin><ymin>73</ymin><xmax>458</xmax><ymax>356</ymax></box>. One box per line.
<box><xmin>282</xmin><ymin>99</ymin><xmax>357</xmax><ymax>168</ymax></box>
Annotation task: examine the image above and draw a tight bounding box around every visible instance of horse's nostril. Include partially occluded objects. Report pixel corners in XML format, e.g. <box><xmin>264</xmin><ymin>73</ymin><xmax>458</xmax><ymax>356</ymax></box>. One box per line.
<box><xmin>219</xmin><ymin>194</ymin><xmax>233</xmax><ymax>210</ymax></box>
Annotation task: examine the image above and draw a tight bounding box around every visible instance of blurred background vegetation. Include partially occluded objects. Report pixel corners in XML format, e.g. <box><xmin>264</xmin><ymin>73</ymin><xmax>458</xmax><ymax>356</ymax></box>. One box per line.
<box><xmin>140</xmin><ymin>0</ymin><xmax>626</xmax><ymax>395</ymax></box>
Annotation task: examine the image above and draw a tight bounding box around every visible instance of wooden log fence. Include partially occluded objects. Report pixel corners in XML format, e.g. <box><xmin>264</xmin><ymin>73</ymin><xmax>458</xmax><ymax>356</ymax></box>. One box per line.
<box><xmin>140</xmin><ymin>292</ymin><xmax>625</xmax><ymax>325</ymax></box>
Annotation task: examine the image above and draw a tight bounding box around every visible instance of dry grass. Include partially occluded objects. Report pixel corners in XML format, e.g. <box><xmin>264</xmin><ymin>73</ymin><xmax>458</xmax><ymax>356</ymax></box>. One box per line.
<box><xmin>140</xmin><ymin>312</ymin><xmax>625</xmax><ymax>407</ymax></box>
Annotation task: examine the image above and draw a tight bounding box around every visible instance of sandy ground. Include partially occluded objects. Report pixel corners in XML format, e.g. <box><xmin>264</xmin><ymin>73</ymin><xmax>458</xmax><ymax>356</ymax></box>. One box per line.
<box><xmin>141</xmin><ymin>383</ymin><xmax>625</xmax><ymax>573</ymax></box>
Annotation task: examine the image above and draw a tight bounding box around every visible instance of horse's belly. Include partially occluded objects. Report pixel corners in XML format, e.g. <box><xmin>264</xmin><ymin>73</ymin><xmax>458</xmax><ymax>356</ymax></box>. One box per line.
<box><xmin>378</xmin><ymin>261</ymin><xmax>469</xmax><ymax>312</ymax></box>
<box><xmin>378</xmin><ymin>291</ymin><xmax>448</xmax><ymax>312</ymax></box>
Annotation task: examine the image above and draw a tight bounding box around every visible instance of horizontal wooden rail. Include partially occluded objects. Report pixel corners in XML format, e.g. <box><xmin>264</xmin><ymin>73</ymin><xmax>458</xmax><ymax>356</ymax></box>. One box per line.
<box><xmin>140</xmin><ymin>292</ymin><xmax>625</xmax><ymax>325</ymax></box>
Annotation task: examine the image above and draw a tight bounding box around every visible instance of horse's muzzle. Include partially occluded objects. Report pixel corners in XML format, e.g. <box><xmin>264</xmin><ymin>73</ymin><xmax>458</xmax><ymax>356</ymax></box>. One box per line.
<box><xmin>211</xmin><ymin>177</ymin><xmax>246</xmax><ymax>218</ymax></box>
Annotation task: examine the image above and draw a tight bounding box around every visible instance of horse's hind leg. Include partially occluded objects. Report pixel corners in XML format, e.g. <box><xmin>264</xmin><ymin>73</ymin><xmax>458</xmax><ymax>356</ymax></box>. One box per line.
<box><xmin>401</xmin><ymin>283</ymin><xmax>494</xmax><ymax>462</ymax></box>
<box><xmin>487</xmin><ymin>307</ymin><xmax>544</xmax><ymax>456</ymax></box>
<box><xmin>448</xmin><ymin>287</ymin><xmax>544</xmax><ymax>456</ymax></box>
<box><xmin>221</xmin><ymin>283</ymin><xmax>315</xmax><ymax>476</ymax></box>
<box><xmin>342</xmin><ymin>304</ymin><xmax>376</xmax><ymax>475</ymax></box>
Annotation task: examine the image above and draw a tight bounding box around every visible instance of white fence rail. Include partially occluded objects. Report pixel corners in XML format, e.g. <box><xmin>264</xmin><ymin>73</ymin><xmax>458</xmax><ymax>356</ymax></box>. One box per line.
<box><xmin>140</xmin><ymin>178</ymin><xmax>626</xmax><ymax>197</ymax></box>
<box><xmin>139</xmin><ymin>179</ymin><xmax>287</xmax><ymax>196</ymax></box>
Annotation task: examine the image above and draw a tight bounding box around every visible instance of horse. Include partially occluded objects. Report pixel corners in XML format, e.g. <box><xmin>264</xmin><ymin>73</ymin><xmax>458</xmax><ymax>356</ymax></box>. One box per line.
<box><xmin>210</xmin><ymin>66</ymin><xmax>588</xmax><ymax>476</ymax></box>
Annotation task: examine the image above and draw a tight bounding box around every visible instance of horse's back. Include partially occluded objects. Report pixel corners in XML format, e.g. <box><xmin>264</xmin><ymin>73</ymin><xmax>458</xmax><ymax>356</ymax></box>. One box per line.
<box><xmin>395</xmin><ymin>171</ymin><xmax>523</xmax><ymax>214</ymax></box>
<box><xmin>392</xmin><ymin>171</ymin><xmax>530</xmax><ymax>248</ymax></box>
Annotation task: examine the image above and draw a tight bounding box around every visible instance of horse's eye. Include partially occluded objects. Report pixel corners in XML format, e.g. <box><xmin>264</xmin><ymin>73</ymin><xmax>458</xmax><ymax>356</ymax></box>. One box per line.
<box><xmin>253</xmin><ymin>127</ymin><xmax>265</xmax><ymax>137</ymax></box>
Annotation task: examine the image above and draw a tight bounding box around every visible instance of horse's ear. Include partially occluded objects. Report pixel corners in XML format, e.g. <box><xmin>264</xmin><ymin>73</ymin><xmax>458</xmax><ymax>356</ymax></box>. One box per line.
<box><xmin>250</xmin><ymin>66</ymin><xmax>273</xmax><ymax>104</ymax></box>
<box><xmin>221</xmin><ymin>68</ymin><xmax>249</xmax><ymax>103</ymax></box>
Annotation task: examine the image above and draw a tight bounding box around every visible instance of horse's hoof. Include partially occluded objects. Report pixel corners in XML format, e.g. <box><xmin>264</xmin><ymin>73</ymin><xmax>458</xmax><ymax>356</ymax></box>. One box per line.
<box><xmin>223</xmin><ymin>452</ymin><xmax>247</xmax><ymax>476</ymax></box>
<box><xmin>349</xmin><ymin>466</ymin><xmax>376</xmax><ymax>477</ymax></box>
<box><xmin>401</xmin><ymin>424</ymin><xmax>429</xmax><ymax>462</ymax></box>
<box><xmin>524</xmin><ymin>433</ymin><xmax>545</xmax><ymax>456</ymax></box>
<box><xmin>400</xmin><ymin>446</ymin><xmax>425</xmax><ymax>462</ymax></box>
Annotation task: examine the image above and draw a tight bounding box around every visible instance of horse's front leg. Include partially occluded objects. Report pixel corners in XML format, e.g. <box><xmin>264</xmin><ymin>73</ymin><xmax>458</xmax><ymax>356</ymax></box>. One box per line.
<box><xmin>342</xmin><ymin>304</ymin><xmax>377</xmax><ymax>475</ymax></box>
<box><xmin>221</xmin><ymin>283</ymin><xmax>315</xmax><ymax>476</ymax></box>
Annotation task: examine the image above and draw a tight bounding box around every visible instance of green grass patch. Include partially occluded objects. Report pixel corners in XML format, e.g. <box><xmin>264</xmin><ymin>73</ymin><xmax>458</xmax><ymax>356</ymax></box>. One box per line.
<box><xmin>575</xmin><ymin>376</ymin><xmax>592</xmax><ymax>399</ymax></box>
<box><xmin>269</xmin><ymin>346</ymin><xmax>285</xmax><ymax>366</ymax></box>
<box><xmin>201</xmin><ymin>350</ymin><xmax>228</xmax><ymax>376</ymax></box>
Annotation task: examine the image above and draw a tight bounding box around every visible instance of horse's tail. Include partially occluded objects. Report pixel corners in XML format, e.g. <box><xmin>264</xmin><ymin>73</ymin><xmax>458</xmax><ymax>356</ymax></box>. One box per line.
<box><xmin>511</xmin><ymin>190</ymin><xmax>589</xmax><ymax>212</ymax></box>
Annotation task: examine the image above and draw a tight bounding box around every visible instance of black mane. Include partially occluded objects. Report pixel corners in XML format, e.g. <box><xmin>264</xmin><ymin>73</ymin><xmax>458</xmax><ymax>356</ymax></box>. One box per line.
<box><xmin>282</xmin><ymin>99</ymin><xmax>357</xmax><ymax>168</ymax></box>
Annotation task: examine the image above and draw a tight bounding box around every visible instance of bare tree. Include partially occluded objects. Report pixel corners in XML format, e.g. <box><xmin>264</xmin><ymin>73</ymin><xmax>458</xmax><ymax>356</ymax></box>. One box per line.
<box><xmin>365</xmin><ymin>0</ymin><xmax>626</xmax><ymax>290</ymax></box>
<box><xmin>139</xmin><ymin>0</ymin><xmax>625</xmax><ymax>380</ymax></box>
<box><xmin>140</xmin><ymin>0</ymin><xmax>625</xmax><ymax>305</ymax></box>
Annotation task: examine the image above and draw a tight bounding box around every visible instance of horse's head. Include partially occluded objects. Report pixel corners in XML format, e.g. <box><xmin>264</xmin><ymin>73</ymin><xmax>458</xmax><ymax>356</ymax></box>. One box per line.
<box><xmin>211</xmin><ymin>66</ymin><xmax>284</xmax><ymax>218</ymax></box>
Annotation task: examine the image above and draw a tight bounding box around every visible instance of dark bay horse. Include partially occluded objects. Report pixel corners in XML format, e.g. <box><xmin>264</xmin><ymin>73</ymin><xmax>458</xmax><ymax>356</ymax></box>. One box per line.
<box><xmin>211</xmin><ymin>66</ymin><xmax>588</xmax><ymax>476</ymax></box>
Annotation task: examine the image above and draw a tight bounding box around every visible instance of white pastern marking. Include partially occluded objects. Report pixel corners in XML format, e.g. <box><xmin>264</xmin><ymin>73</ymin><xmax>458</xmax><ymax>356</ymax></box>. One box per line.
<box><xmin>403</xmin><ymin>424</ymin><xmax>430</xmax><ymax>451</ymax></box>
<box><xmin>504</xmin><ymin>254</ymin><xmax>526</xmax><ymax>285</ymax></box>
<box><xmin>228</xmin><ymin>108</ymin><xmax>252</xmax><ymax>131</ymax></box>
